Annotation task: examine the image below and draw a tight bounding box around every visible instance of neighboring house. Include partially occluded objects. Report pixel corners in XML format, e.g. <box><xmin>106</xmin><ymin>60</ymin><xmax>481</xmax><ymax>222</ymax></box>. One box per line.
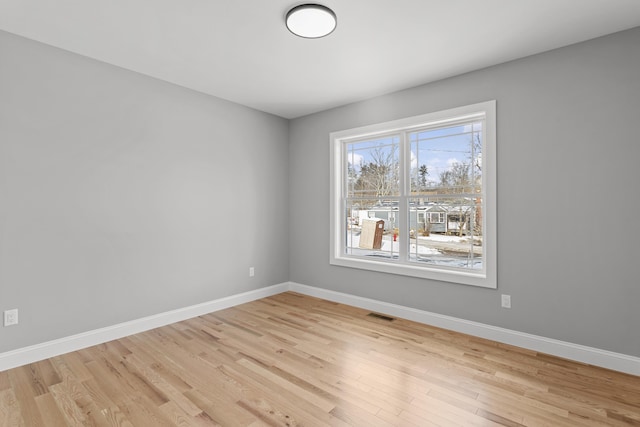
<box><xmin>353</xmin><ymin>203</ymin><xmax>475</xmax><ymax>235</ymax></box>
<box><xmin>420</xmin><ymin>205</ymin><xmax>447</xmax><ymax>234</ymax></box>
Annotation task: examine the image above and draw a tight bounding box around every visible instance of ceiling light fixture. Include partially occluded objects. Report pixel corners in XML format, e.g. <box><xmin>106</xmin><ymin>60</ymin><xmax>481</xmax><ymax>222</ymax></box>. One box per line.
<box><xmin>286</xmin><ymin>4</ymin><xmax>337</xmax><ymax>39</ymax></box>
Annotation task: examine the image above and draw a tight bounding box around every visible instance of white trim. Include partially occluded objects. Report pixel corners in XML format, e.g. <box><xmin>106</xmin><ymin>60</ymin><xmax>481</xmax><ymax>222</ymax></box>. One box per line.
<box><xmin>0</xmin><ymin>283</ymin><xmax>288</xmax><ymax>372</ymax></box>
<box><xmin>2</xmin><ymin>281</ymin><xmax>639</xmax><ymax>377</ymax></box>
<box><xmin>288</xmin><ymin>282</ymin><xmax>640</xmax><ymax>376</ymax></box>
<box><xmin>329</xmin><ymin>100</ymin><xmax>497</xmax><ymax>288</ymax></box>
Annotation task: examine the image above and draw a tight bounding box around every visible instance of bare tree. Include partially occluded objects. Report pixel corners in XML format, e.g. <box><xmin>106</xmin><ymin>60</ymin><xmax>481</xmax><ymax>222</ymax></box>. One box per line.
<box><xmin>354</xmin><ymin>145</ymin><xmax>399</xmax><ymax>202</ymax></box>
<box><xmin>438</xmin><ymin>161</ymin><xmax>479</xmax><ymax>236</ymax></box>
<box><xmin>439</xmin><ymin>162</ymin><xmax>472</xmax><ymax>193</ymax></box>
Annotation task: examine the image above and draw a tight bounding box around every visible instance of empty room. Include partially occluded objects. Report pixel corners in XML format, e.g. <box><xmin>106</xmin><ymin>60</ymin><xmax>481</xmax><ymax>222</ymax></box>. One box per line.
<box><xmin>1</xmin><ymin>1</ymin><xmax>640</xmax><ymax>425</ymax></box>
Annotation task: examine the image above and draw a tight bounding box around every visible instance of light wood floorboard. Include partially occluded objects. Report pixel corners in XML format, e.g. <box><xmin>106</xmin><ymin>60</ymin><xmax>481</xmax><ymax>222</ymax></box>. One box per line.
<box><xmin>1</xmin><ymin>291</ymin><xmax>639</xmax><ymax>426</ymax></box>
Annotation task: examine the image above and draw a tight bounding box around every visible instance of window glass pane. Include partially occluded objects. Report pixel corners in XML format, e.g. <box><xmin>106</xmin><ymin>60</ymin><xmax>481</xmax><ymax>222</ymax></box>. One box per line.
<box><xmin>408</xmin><ymin>197</ymin><xmax>482</xmax><ymax>270</ymax></box>
<box><xmin>345</xmin><ymin>198</ymin><xmax>400</xmax><ymax>260</ymax></box>
<box><xmin>346</xmin><ymin>136</ymin><xmax>400</xmax><ymax>198</ymax></box>
<box><xmin>410</xmin><ymin>122</ymin><xmax>482</xmax><ymax>195</ymax></box>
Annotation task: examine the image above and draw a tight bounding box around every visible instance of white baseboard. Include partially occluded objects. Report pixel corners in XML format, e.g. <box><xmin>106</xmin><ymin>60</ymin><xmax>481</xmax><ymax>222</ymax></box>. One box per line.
<box><xmin>0</xmin><ymin>283</ymin><xmax>288</xmax><ymax>372</ymax></box>
<box><xmin>288</xmin><ymin>282</ymin><xmax>640</xmax><ymax>376</ymax></box>
<box><xmin>3</xmin><ymin>281</ymin><xmax>639</xmax><ymax>377</ymax></box>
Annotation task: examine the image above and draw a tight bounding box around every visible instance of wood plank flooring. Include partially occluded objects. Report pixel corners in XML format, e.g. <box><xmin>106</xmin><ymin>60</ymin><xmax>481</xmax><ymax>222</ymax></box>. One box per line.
<box><xmin>1</xmin><ymin>291</ymin><xmax>639</xmax><ymax>426</ymax></box>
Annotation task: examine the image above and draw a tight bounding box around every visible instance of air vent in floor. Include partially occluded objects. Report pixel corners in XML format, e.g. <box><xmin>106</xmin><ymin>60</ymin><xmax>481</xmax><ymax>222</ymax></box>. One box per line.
<box><xmin>367</xmin><ymin>312</ymin><xmax>395</xmax><ymax>321</ymax></box>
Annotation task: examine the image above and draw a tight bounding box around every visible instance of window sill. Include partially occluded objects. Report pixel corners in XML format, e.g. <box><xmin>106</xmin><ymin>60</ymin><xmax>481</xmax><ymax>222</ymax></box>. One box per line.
<box><xmin>330</xmin><ymin>255</ymin><xmax>496</xmax><ymax>288</ymax></box>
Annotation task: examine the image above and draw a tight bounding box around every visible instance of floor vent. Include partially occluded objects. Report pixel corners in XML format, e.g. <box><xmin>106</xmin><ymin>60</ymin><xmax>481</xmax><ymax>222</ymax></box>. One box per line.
<box><xmin>367</xmin><ymin>312</ymin><xmax>395</xmax><ymax>322</ymax></box>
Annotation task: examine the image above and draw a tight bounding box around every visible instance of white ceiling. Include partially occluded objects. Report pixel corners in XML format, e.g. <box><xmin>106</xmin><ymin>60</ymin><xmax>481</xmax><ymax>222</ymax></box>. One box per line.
<box><xmin>2</xmin><ymin>0</ymin><xmax>640</xmax><ymax>119</ymax></box>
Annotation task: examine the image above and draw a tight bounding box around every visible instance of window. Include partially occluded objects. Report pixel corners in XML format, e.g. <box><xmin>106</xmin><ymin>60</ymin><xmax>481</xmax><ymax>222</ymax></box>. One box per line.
<box><xmin>330</xmin><ymin>101</ymin><xmax>496</xmax><ymax>288</ymax></box>
<box><xmin>428</xmin><ymin>212</ymin><xmax>445</xmax><ymax>224</ymax></box>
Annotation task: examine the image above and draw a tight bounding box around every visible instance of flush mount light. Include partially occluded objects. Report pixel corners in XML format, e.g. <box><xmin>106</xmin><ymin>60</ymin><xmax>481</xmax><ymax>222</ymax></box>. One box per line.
<box><xmin>286</xmin><ymin>4</ymin><xmax>337</xmax><ymax>38</ymax></box>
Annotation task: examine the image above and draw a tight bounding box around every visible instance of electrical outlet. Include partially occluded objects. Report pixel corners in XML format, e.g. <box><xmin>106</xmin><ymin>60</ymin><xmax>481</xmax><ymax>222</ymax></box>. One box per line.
<box><xmin>249</xmin><ymin>267</ymin><xmax>255</xmax><ymax>277</ymax></box>
<box><xmin>4</xmin><ymin>309</ymin><xmax>18</xmax><ymax>326</ymax></box>
<box><xmin>501</xmin><ymin>294</ymin><xmax>511</xmax><ymax>309</ymax></box>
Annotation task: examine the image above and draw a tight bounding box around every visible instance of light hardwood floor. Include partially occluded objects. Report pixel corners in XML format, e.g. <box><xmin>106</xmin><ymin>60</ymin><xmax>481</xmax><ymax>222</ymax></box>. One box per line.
<box><xmin>1</xmin><ymin>291</ymin><xmax>639</xmax><ymax>426</ymax></box>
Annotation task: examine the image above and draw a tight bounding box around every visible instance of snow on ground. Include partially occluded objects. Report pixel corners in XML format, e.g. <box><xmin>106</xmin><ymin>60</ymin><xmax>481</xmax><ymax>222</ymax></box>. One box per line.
<box><xmin>416</xmin><ymin>233</ymin><xmax>475</xmax><ymax>243</ymax></box>
<box><xmin>347</xmin><ymin>231</ymin><xmax>480</xmax><ymax>249</ymax></box>
<box><xmin>345</xmin><ymin>231</ymin><xmax>483</xmax><ymax>269</ymax></box>
<box><xmin>347</xmin><ymin>233</ymin><xmax>439</xmax><ymax>255</ymax></box>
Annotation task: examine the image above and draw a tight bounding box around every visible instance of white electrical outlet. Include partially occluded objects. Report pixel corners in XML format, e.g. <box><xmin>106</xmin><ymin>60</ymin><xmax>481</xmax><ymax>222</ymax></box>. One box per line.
<box><xmin>4</xmin><ymin>309</ymin><xmax>18</xmax><ymax>326</ymax></box>
<box><xmin>501</xmin><ymin>294</ymin><xmax>511</xmax><ymax>309</ymax></box>
<box><xmin>249</xmin><ymin>267</ymin><xmax>255</xmax><ymax>277</ymax></box>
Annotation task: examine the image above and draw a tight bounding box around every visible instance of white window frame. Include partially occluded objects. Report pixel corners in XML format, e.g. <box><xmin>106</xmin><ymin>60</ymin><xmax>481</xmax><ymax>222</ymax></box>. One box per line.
<box><xmin>428</xmin><ymin>212</ymin><xmax>445</xmax><ymax>224</ymax></box>
<box><xmin>330</xmin><ymin>101</ymin><xmax>497</xmax><ymax>288</ymax></box>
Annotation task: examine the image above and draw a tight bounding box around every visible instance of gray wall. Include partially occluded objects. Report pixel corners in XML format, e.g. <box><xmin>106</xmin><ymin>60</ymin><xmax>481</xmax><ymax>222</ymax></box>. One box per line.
<box><xmin>289</xmin><ymin>27</ymin><xmax>640</xmax><ymax>357</ymax></box>
<box><xmin>0</xmin><ymin>31</ymin><xmax>290</xmax><ymax>353</ymax></box>
<box><xmin>2</xmin><ymin>26</ymin><xmax>639</xmax><ymax>360</ymax></box>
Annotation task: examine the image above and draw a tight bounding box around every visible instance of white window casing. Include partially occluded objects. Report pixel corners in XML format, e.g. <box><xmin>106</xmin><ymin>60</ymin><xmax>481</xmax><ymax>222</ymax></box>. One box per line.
<box><xmin>330</xmin><ymin>101</ymin><xmax>497</xmax><ymax>288</ymax></box>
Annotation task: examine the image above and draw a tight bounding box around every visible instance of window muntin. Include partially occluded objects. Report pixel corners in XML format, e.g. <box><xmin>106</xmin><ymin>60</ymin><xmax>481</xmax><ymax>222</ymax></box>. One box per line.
<box><xmin>331</xmin><ymin>101</ymin><xmax>496</xmax><ymax>288</ymax></box>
